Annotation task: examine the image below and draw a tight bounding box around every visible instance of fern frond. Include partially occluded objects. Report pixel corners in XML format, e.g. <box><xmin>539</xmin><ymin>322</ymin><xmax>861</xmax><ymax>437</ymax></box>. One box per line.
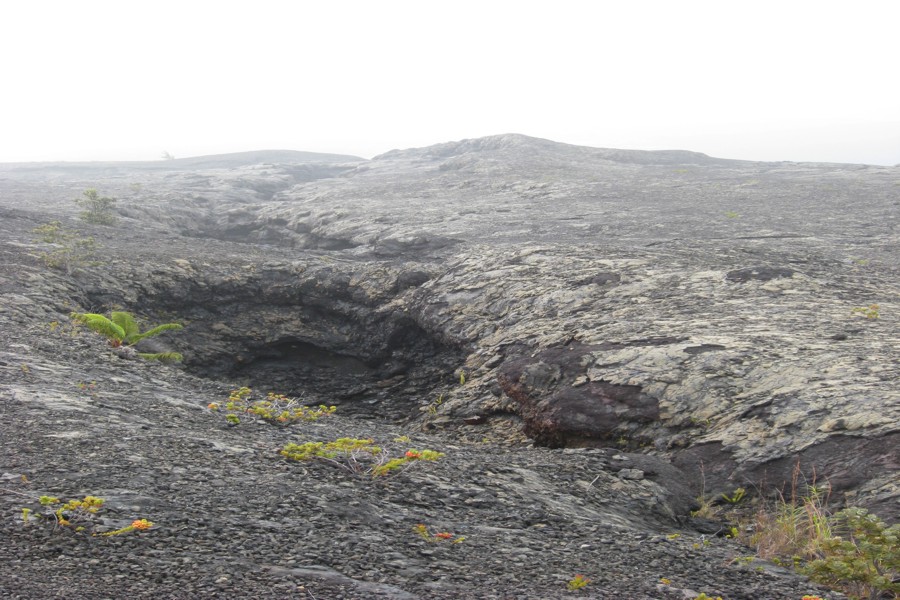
<box><xmin>130</xmin><ymin>322</ymin><xmax>183</xmax><ymax>344</ymax></box>
<box><xmin>110</xmin><ymin>312</ymin><xmax>140</xmax><ymax>342</ymax></box>
<box><xmin>138</xmin><ymin>352</ymin><xmax>183</xmax><ymax>363</ymax></box>
<box><xmin>71</xmin><ymin>312</ymin><xmax>125</xmax><ymax>342</ymax></box>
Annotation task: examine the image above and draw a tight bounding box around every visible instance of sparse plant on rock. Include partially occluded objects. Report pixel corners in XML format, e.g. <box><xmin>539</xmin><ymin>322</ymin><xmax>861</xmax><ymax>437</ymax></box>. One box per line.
<box><xmin>70</xmin><ymin>311</ymin><xmax>183</xmax><ymax>362</ymax></box>
<box><xmin>850</xmin><ymin>304</ymin><xmax>880</xmax><ymax>320</ymax></box>
<box><xmin>693</xmin><ymin>594</ymin><xmax>723</xmax><ymax>600</ymax></box>
<box><xmin>32</xmin><ymin>221</ymin><xmax>99</xmax><ymax>275</ymax></box>
<box><xmin>413</xmin><ymin>524</ymin><xmax>465</xmax><ymax>544</ymax></box>
<box><xmin>721</xmin><ymin>487</ymin><xmax>746</xmax><ymax>504</ymax></box>
<box><xmin>209</xmin><ymin>387</ymin><xmax>336</xmax><ymax>426</ymax></box>
<box><xmin>20</xmin><ymin>494</ymin><xmax>152</xmax><ymax>537</ymax></box>
<box><xmin>567</xmin><ymin>574</ymin><xmax>591</xmax><ymax>591</ymax></box>
<box><xmin>280</xmin><ymin>438</ymin><xmax>444</xmax><ymax>478</ymax></box>
<box><xmin>75</xmin><ymin>188</ymin><xmax>117</xmax><ymax>225</ymax></box>
<box><xmin>426</xmin><ymin>393</ymin><xmax>444</xmax><ymax>415</ymax></box>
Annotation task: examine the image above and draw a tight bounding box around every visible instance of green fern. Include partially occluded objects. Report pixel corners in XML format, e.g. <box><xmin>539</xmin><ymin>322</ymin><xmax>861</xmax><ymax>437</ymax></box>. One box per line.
<box><xmin>108</xmin><ymin>311</ymin><xmax>182</xmax><ymax>344</ymax></box>
<box><xmin>72</xmin><ymin>313</ymin><xmax>127</xmax><ymax>342</ymax></box>
<box><xmin>71</xmin><ymin>311</ymin><xmax>183</xmax><ymax>361</ymax></box>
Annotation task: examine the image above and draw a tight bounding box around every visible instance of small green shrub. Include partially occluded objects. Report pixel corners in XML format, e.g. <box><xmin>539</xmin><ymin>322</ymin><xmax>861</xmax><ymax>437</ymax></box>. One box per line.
<box><xmin>566</xmin><ymin>574</ymin><xmax>591</xmax><ymax>591</ymax></box>
<box><xmin>413</xmin><ymin>524</ymin><xmax>465</xmax><ymax>544</ymax></box>
<box><xmin>280</xmin><ymin>438</ymin><xmax>444</xmax><ymax>478</ymax></box>
<box><xmin>743</xmin><ymin>464</ymin><xmax>897</xmax><ymax>600</ymax></box>
<box><xmin>75</xmin><ymin>188</ymin><xmax>117</xmax><ymax>225</ymax></box>
<box><xmin>21</xmin><ymin>495</ymin><xmax>152</xmax><ymax>536</ymax></box>
<box><xmin>32</xmin><ymin>221</ymin><xmax>99</xmax><ymax>275</ymax></box>
<box><xmin>209</xmin><ymin>387</ymin><xmax>335</xmax><ymax>425</ymax></box>
<box><xmin>802</xmin><ymin>508</ymin><xmax>899</xmax><ymax>600</ymax></box>
<box><xmin>851</xmin><ymin>304</ymin><xmax>880</xmax><ymax>319</ymax></box>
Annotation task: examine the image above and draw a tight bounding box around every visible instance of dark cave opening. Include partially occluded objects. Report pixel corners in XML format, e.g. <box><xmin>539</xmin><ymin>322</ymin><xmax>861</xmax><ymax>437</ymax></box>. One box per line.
<box><xmin>80</xmin><ymin>264</ymin><xmax>466</xmax><ymax>422</ymax></box>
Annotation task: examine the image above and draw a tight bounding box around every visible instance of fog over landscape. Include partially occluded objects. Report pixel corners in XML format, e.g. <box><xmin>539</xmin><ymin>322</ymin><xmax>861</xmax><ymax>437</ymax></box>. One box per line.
<box><xmin>1</xmin><ymin>1</ymin><xmax>898</xmax><ymax>165</ymax></box>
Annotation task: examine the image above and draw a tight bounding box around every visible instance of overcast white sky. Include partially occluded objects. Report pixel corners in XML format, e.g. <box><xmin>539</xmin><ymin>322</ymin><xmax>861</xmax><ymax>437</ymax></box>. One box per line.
<box><xmin>1</xmin><ymin>1</ymin><xmax>898</xmax><ymax>164</ymax></box>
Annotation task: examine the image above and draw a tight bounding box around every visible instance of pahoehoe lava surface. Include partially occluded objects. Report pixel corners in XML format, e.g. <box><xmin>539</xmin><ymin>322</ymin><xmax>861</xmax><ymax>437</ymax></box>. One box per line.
<box><xmin>0</xmin><ymin>134</ymin><xmax>896</xmax><ymax>599</ymax></box>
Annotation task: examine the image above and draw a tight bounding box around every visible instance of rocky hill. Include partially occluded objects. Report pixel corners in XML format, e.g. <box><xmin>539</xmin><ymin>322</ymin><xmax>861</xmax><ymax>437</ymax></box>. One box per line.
<box><xmin>0</xmin><ymin>135</ymin><xmax>896</xmax><ymax>599</ymax></box>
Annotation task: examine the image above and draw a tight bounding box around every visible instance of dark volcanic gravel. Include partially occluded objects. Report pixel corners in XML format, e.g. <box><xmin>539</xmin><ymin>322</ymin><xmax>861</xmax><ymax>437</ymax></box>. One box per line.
<box><xmin>0</xmin><ymin>323</ymin><xmax>837</xmax><ymax>599</ymax></box>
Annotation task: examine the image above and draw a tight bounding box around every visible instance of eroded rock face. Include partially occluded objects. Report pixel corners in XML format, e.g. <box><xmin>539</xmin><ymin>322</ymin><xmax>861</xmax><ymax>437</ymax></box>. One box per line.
<box><xmin>497</xmin><ymin>343</ymin><xmax>664</xmax><ymax>447</ymax></box>
<box><xmin>0</xmin><ymin>134</ymin><xmax>897</xmax><ymax>526</ymax></box>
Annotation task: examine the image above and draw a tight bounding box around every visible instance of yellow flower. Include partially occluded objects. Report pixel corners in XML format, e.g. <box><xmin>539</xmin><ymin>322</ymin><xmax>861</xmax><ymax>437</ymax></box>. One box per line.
<box><xmin>131</xmin><ymin>519</ymin><xmax>153</xmax><ymax>530</ymax></box>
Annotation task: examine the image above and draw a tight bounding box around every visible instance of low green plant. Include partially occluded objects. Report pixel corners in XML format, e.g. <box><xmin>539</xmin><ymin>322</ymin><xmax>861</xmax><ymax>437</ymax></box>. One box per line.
<box><xmin>694</xmin><ymin>594</ymin><xmax>723</xmax><ymax>600</ymax></box>
<box><xmin>427</xmin><ymin>393</ymin><xmax>444</xmax><ymax>415</ymax></box>
<box><xmin>851</xmin><ymin>304</ymin><xmax>880</xmax><ymax>319</ymax></box>
<box><xmin>70</xmin><ymin>311</ymin><xmax>183</xmax><ymax>362</ymax></box>
<box><xmin>20</xmin><ymin>494</ymin><xmax>152</xmax><ymax>536</ymax></box>
<box><xmin>567</xmin><ymin>574</ymin><xmax>591</xmax><ymax>591</ymax></box>
<box><xmin>76</xmin><ymin>380</ymin><xmax>97</xmax><ymax>397</ymax></box>
<box><xmin>722</xmin><ymin>487</ymin><xmax>746</xmax><ymax>504</ymax></box>
<box><xmin>32</xmin><ymin>221</ymin><xmax>99</xmax><ymax>275</ymax></box>
<box><xmin>75</xmin><ymin>188</ymin><xmax>117</xmax><ymax>225</ymax></box>
<box><xmin>280</xmin><ymin>438</ymin><xmax>444</xmax><ymax>478</ymax></box>
<box><xmin>412</xmin><ymin>524</ymin><xmax>465</xmax><ymax>544</ymax></box>
<box><xmin>802</xmin><ymin>508</ymin><xmax>899</xmax><ymax>600</ymax></box>
<box><xmin>372</xmin><ymin>449</ymin><xmax>444</xmax><ymax>477</ymax></box>
<box><xmin>209</xmin><ymin>387</ymin><xmax>336</xmax><ymax>426</ymax></box>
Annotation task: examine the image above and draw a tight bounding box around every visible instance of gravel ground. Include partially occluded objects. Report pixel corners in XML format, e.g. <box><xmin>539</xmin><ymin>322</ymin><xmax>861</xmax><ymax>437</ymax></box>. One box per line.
<box><xmin>0</xmin><ymin>318</ymin><xmax>839</xmax><ymax>599</ymax></box>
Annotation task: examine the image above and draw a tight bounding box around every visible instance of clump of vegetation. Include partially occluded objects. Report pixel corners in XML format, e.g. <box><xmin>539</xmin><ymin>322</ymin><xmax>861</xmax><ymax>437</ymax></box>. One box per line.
<box><xmin>802</xmin><ymin>508</ymin><xmax>899</xmax><ymax>600</ymax></box>
<box><xmin>70</xmin><ymin>311</ymin><xmax>183</xmax><ymax>362</ymax></box>
<box><xmin>851</xmin><ymin>304</ymin><xmax>880</xmax><ymax>319</ymax></box>
<box><xmin>412</xmin><ymin>524</ymin><xmax>465</xmax><ymax>544</ymax></box>
<box><xmin>280</xmin><ymin>438</ymin><xmax>444</xmax><ymax>478</ymax></box>
<box><xmin>738</xmin><ymin>465</ymin><xmax>898</xmax><ymax>600</ymax></box>
<box><xmin>21</xmin><ymin>495</ymin><xmax>152</xmax><ymax>537</ymax></box>
<box><xmin>208</xmin><ymin>387</ymin><xmax>336</xmax><ymax>426</ymax></box>
<box><xmin>721</xmin><ymin>487</ymin><xmax>747</xmax><ymax>504</ymax></box>
<box><xmin>75</xmin><ymin>188</ymin><xmax>117</xmax><ymax>225</ymax></box>
<box><xmin>32</xmin><ymin>221</ymin><xmax>99</xmax><ymax>275</ymax></box>
<box><xmin>426</xmin><ymin>393</ymin><xmax>444</xmax><ymax>415</ymax></box>
<box><xmin>566</xmin><ymin>574</ymin><xmax>591</xmax><ymax>592</ymax></box>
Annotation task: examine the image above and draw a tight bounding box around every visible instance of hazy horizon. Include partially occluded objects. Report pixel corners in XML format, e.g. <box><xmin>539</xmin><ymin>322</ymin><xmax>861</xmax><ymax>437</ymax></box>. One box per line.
<box><xmin>2</xmin><ymin>1</ymin><xmax>898</xmax><ymax>166</ymax></box>
<box><xmin>1</xmin><ymin>130</ymin><xmax>897</xmax><ymax>167</ymax></box>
